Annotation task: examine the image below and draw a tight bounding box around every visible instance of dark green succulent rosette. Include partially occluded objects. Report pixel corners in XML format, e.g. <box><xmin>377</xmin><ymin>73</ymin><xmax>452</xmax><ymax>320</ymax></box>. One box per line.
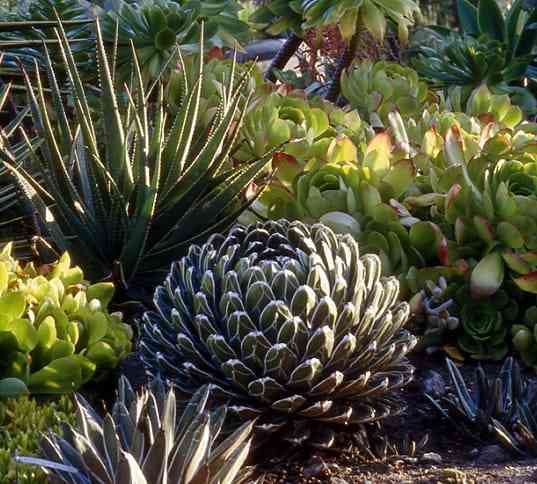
<box><xmin>141</xmin><ymin>220</ymin><xmax>416</xmax><ymax>447</ymax></box>
<box><xmin>458</xmin><ymin>303</ymin><xmax>508</xmax><ymax>360</ymax></box>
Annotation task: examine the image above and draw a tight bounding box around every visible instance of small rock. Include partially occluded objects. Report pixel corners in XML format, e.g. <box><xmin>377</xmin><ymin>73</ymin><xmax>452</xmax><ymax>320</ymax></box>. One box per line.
<box><xmin>330</xmin><ymin>478</ymin><xmax>349</xmax><ymax>484</ymax></box>
<box><xmin>399</xmin><ymin>456</ymin><xmax>418</xmax><ymax>465</ymax></box>
<box><xmin>369</xmin><ymin>462</ymin><xmax>391</xmax><ymax>472</ymax></box>
<box><xmin>421</xmin><ymin>369</ymin><xmax>446</xmax><ymax>398</ymax></box>
<box><xmin>303</xmin><ymin>455</ymin><xmax>329</xmax><ymax>478</ymax></box>
<box><xmin>421</xmin><ymin>452</ymin><xmax>443</xmax><ymax>464</ymax></box>
<box><xmin>475</xmin><ymin>444</ymin><xmax>511</xmax><ymax>465</ymax></box>
<box><xmin>442</xmin><ymin>468</ymin><xmax>467</xmax><ymax>481</ymax></box>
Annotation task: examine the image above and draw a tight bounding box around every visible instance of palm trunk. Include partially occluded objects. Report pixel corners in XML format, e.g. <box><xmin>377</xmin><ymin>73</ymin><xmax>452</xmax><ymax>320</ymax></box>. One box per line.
<box><xmin>265</xmin><ymin>33</ymin><xmax>303</xmax><ymax>83</ymax></box>
<box><xmin>325</xmin><ymin>32</ymin><xmax>359</xmax><ymax>103</ymax></box>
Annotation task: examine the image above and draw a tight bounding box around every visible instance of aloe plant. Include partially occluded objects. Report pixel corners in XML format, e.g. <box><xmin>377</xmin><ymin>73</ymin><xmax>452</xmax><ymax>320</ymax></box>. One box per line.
<box><xmin>427</xmin><ymin>357</ymin><xmax>523</xmax><ymax>439</ymax></box>
<box><xmin>0</xmin><ymin>20</ymin><xmax>268</xmax><ymax>298</ymax></box>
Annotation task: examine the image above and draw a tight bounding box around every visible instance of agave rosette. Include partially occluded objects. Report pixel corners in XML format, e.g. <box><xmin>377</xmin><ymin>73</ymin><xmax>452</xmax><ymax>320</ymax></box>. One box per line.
<box><xmin>141</xmin><ymin>220</ymin><xmax>416</xmax><ymax>446</ymax></box>
<box><xmin>30</xmin><ymin>377</ymin><xmax>255</xmax><ymax>483</ymax></box>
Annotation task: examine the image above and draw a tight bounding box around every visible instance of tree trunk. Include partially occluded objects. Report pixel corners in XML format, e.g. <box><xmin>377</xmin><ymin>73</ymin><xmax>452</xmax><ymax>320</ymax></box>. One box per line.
<box><xmin>265</xmin><ymin>33</ymin><xmax>303</xmax><ymax>83</ymax></box>
<box><xmin>325</xmin><ymin>32</ymin><xmax>359</xmax><ymax>103</ymax></box>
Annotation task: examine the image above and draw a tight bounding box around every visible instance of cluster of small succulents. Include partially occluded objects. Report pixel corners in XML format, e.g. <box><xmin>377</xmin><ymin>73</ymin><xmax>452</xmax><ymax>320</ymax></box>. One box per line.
<box><xmin>341</xmin><ymin>61</ymin><xmax>432</xmax><ymax>126</ymax></box>
<box><xmin>0</xmin><ymin>394</ymin><xmax>75</xmax><ymax>483</ymax></box>
<box><xmin>0</xmin><ymin>245</ymin><xmax>132</xmax><ymax>396</ymax></box>
<box><xmin>241</xmin><ymin>82</ymin><xmax>537</xmax><ymax>362</ymax></box>
<box><xmin>6</xmin><ymin>0</ymin><xmax>537</xmax><ymax>479</ymax></box>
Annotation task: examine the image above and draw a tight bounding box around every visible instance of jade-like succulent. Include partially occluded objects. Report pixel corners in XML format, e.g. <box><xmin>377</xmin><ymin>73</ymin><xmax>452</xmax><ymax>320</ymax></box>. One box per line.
<box><xmin>0</xmin><ymin>245</ymin><xmax>132</xmax><ymax>396</ymax></box>
<box><xmin>27</xmin><ymin>377</ymin><xmax>255</xmax><ymax>484</ymax></box>
<box><xmin>341</xmin><ymin>61</ymin><xmax>431</xmax><ymax>126</ymax></box>
<box><xmin>141</xmin><ymin>220</ymin><xmax>416</xmax><ymax>447</ymax></box>
<box><xmin>511</xmin><ymin>306</ymin><xmax>537</xmax><ymax>367</ymax></box>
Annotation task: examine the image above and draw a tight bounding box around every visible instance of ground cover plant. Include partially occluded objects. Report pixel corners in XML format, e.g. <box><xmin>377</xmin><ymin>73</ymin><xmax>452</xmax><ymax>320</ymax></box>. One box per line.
<box><xmin>3</xmin><ymin>0</ymin><xmax>537</xmax><ymax>482</ymax></box>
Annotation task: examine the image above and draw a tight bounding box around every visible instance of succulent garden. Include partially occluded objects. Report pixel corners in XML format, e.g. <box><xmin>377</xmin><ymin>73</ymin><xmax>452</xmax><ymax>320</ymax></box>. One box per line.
<box><xmin>3</xmin><ymin>0</ymin><xmax>537</xmax><ymax>482</ymax></box>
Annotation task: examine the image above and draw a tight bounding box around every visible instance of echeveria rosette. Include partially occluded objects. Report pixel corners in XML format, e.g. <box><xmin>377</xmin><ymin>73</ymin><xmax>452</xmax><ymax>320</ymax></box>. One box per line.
<box><xmin>236</xmin><ymin>92</ymin><xmax>333</xmax><ymax>163</ymax></box>
<box><xmin>140</xmin><ymin>220</ymin><xmax>416</xmax><ymax>446</ymax></box>
<box><xmin>100</xmin><ymin>0</ymin><xmax>196</xmax><ymax>81</ymax></box>
<box><xmin>0</xmin><ymin>245</ymin><xmax>132</xmax><ymax>396</ymax></box>
<box><xmin>341</xmin><ymin>61</ymin><xmax>432</xmax><ymax>126</ymax></box>
<box><xmin>458</xmin><ymin>303</ymin><xmax>508</xmax><ymax>360</ymax></box>
<box><xmin>295</xmin><ymin>161</ymin><xmax>361</xmax><ymax>227</ymax></box>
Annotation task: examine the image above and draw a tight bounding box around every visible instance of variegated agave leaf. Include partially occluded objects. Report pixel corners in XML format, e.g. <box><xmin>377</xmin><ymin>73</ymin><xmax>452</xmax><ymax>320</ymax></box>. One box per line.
<box><xmin>32</xmin><ymin>376</ymin><xmax>255</xmax><ymax>483</ymax></box>
<box><xmin>141</xmin><ymin>220</ymin><xmax>416</xmax><ymax>447</ymax></box>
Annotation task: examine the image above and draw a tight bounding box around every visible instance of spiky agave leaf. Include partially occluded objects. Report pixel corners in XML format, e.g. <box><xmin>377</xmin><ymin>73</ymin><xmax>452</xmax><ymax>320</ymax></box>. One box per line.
<box><xmin>0</xmin><ymin>17</ymin><xmax>268</xmax><ymax>296</ymax></box>
<box><xmin>23</xmin><ymin>376</ymin><xmax>255</xmax><ymax>484</ymax></box>
<box><xmin>426</xmin><ymin>357</ymin><xmax>525</xmax><ymax>440</ymax></box>
<box><xmin>141</xmin><ymin>220</ymin><xmax>416</xmax><ymax>447</ymax></box>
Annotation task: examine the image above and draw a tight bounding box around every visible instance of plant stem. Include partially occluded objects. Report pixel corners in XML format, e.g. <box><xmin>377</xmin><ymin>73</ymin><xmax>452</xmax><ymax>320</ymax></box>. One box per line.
<box><xmin>325</xmin><ymin>32</ymin><xmax>359</xmax><ymax>103</ymax></box>
<box><xmin>265</xmin><ymin>33</ymin><xmax>303</xmax><ymax>83</ymax></box>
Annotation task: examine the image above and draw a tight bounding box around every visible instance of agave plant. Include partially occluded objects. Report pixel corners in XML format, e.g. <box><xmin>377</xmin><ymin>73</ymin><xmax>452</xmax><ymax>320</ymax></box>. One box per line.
<box><xmin>429</xmin><ymin>357</ymin><xmax>537</xmax><ymax>456</ymax></box>
<box><xmin>426</xmin><ymin>357</ymin><xmax>522</xmax><ymax>439</ymax></box>
<box><xmin>21</xmin><ymin>377</ymin><xmax>255</xmax><ymax>483</ymax></box>
<box><xmin>0</xmin><ymin>20</ymin><xmax>268</xmax><ymax>298</ymax></box>
<box><xmin>141</xmin><ymin>220</ymin><xmax>416</xmax><ymax>447</ymax></box>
